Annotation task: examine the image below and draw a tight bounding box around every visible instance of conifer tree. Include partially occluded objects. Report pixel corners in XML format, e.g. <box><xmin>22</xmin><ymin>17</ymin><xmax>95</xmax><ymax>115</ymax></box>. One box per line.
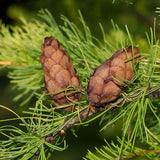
<box><xmin>0</xmin><ymin>8</ymin><xmax>160</xmax><ymax>160</ymax></box>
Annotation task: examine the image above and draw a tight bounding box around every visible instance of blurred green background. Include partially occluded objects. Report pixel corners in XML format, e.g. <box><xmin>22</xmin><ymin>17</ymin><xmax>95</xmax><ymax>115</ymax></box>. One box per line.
<box><xmin>0</xmin><ymin>0</ymin><xmax>160</xmax><ymax>159</ymax></box>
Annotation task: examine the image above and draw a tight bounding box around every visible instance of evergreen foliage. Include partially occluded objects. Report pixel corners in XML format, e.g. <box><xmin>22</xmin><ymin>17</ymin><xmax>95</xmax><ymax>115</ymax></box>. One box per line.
<box><xmin>0</xmin><ymin>8</ymin><xmax>160</xmax><ymax>160</ymax></box>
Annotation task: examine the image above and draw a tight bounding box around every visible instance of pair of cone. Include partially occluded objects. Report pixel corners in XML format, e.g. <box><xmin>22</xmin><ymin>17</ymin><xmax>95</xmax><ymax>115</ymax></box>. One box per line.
<box><xmin>40</xmin><ymin>36</ymin><xmax>140</xmax><ymax>111</ymax></box>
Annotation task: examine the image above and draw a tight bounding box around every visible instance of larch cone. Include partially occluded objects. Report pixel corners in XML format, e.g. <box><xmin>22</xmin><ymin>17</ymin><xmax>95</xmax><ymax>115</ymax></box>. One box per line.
<box><xmin>86</xmin><ymin>46</ymin><xmax>140</xmax><ymax>107</ymax></box>
<box><xmin>40</xmin><ymin>36</ymin><xmax>83</xmax><ymax>111</ymax></box>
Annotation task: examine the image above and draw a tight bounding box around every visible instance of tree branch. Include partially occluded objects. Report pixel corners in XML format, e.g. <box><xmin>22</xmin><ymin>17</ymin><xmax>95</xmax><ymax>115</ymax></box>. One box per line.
<box><xmin>44</xmin><ymin>86</ymin><xmax>160</xmax><ymax>144</ymax></box>
<box><xmin>0</xmin><ymin>61</ymin><xmax>27</xmax><ymax>66</ymax></box>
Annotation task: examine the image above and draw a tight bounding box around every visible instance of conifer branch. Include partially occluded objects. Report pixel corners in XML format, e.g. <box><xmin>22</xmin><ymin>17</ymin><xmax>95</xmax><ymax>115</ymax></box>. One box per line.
<box><xmin>0</xmin><ymin>8</ymin><xmax>160</xmax><ymax>160</ymax></box>
<box><xmin>0</xmin><ymin>61</ymin><xmax>27</xmax><ymax>66</ymax></box>
<box><xmin>44</xmin><ymin>86</ymin><xmax>160</xmax><ymax>145</ymax></box>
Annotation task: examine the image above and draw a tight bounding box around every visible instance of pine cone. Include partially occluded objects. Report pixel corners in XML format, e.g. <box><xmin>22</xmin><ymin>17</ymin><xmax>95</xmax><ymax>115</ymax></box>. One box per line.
<box><xmin>86</xmin><ymin>46</ymin><xmax>140</xmax><ymax>107</ymax></box>
<box><xmin>40</xmin><ymin>36</ymin><xmax>83</xmax><ymax>111</ymax></box>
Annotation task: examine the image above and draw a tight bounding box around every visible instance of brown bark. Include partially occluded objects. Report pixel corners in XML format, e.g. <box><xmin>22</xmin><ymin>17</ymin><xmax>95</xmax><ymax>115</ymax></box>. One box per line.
<box><xmin>86</xmin><ymin>46</ymin><xmax>140</xmax><ymax>107</ymax></box>
<box><xmin>40</xmin><ymin>36</ymin><xmax>83</xmax><ymax>111</ymax></box>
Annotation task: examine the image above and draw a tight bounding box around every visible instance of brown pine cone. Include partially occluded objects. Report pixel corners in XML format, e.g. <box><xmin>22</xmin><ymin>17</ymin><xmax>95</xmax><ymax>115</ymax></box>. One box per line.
<box><xmin>40</xmin><ymin>36</ymin><xmax>83</xmax><ymax>111</ymax></box>
<box><xmin>86</xmin><ymin>46</ymin><xmax>140</xmax><ymax>107</ymax></box>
